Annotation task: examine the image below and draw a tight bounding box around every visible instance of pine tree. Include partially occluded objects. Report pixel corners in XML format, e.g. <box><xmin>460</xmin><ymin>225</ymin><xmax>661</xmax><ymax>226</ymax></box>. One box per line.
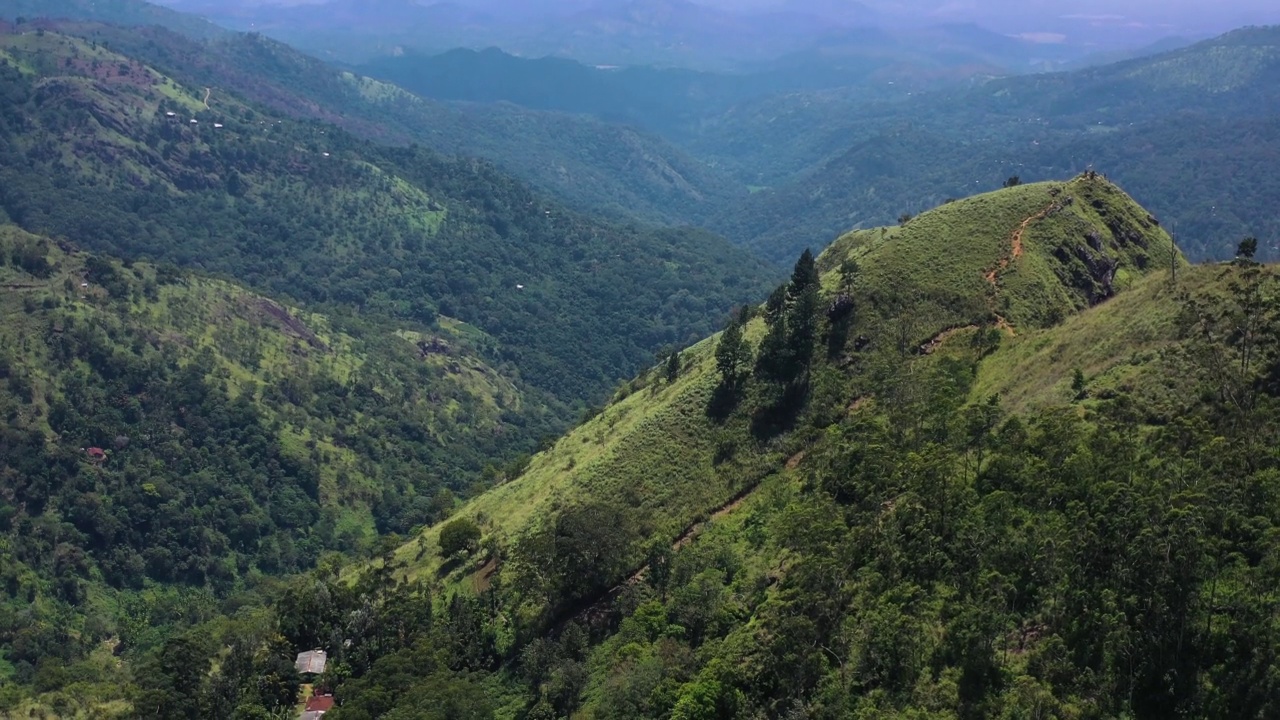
<box><xmin>715</xmin><ymin>321</ymin><xmax>751</xmax><ymax>387</ymax></box>
<box><xmin>790</xmin><ymin>249</ymin><xmax>818</xmax><ymax>297</ymax></box>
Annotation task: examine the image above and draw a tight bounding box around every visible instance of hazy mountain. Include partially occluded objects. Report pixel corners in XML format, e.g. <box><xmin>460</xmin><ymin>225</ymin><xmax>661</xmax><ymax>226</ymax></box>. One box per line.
<box><xmin>707</xmin><ymin>26</ymin><xmax>1280</xmax><ymax>262</ymax></box>
<box><xmin>41</xmin><ymin>20</ymin><xmax>746</xmax><ymax>227</ymax></box>
<box><xmin>153</xmin><ymin>0</ymin><xmax>1096</xmax><ymax>69</ymax></box>
<box><xmin>1</xmin><ymin>0</ymin><xmax>226</xmax><ymax>38</ymax></box>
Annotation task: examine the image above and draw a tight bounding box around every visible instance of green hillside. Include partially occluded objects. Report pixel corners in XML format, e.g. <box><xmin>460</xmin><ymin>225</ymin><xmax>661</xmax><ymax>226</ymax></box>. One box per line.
<box><xmin>231</xmin><ymin>177</ymin><xmax>1280</xmax><ymax>720</ymax></box>
<box><xmin>396</xmin><ymin>174</ymin><xmax>1178</xmax><ymax>585</ymax></box>
<box><xmin>0</xmin><ymin>223</ymin><xmax>558</xmax><ymax>716</ymax></box>
<box><xmin>394</xmin><ymin>172</ymin><xmax>1172</xmax><ymax>576</ymax></box>
<box><xmin>0</xmin><ymin>0</ymin><xmax>225</xmax><ymax>40</ymax></box>
<box><xmin>0</xmin><ymin>26</ymin><xmax>775</xmax><ymax>405</ymax></box>
<box><xmin>9</xmin><ymin>176</ymin><xmax>1280</xmax><ymax>719</ymax></box>
<box><xmin>6</xmin><ymin>19</ymin><xmax>746</xmax><ymax>228</ymax></box>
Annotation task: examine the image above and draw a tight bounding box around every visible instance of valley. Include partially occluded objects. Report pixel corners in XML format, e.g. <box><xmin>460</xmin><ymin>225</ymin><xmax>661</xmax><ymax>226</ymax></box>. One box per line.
<box><xmin>0</xmin><ymin>1</ymin><xmax>1278</xmax><ymax>718</ymax></box>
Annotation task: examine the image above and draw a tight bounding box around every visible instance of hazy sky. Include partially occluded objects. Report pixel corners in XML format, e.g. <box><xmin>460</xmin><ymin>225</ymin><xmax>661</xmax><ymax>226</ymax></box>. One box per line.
<box><xmin>182</xmin><ymin>0</ymin><xmax>1280</xmax><ymax>41</ymax></box>
<box><xmin>727</xmin><ymin>0</ymin><xmax>1280</xmax><ymax>35</ymax></box>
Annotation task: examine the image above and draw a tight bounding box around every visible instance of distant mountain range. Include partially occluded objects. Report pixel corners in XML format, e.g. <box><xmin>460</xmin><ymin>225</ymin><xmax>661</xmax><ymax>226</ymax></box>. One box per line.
<box><xmin>150</xmin><ymin>0</ymin><xmax>1109</xmax><ymax>70</ymax></box>
<box><xmin>700</xmin><ymin>25</ymin><xmax>1280</xmax><ymax>262</ymax></box>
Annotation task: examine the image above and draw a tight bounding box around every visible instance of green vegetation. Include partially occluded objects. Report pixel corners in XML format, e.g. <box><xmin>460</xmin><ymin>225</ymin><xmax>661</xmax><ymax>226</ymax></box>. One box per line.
<box><xmin>8</xmin><ymin>170</ymin><xmax>1280</xmax><ymax>718</ymax></box>
<box><xmin>0</xmin><ymin>222</ymin><xmax>559</xmax><ymax>713</ymax></box>
<box><xmin>35</xmin><ymin>21</ymin><xmax>745</xmax><ymax>229</ymax></box>
<box><xmin>0</xmin><ymin>27</ymin><xmax>774</xmax><ymax>406</ymax></box>
<box><xmin>4</xmin><ymin>7</ymin><xmax>1280</xmax><ymax>717</ymax></box>
<box><xmin>1</xmin><ymin>0</ymin><xmax>226</xmax><ymax>41</ymax></box>
<box><xmin>0</xmin><ymin>26</ymin><xmax>773</xmax><ymax>716</ymax></box>
<box><xmin>200</xmin><ymin>177</ymin><xmax>1280</xmax><ymax>720</ymax></box>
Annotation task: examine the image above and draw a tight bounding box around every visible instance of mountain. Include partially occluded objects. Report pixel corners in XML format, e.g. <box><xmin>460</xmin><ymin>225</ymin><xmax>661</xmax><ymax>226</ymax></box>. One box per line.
<box><xmin>398</xmin><ymin>174</ymin><xmax>1182</xmax><ymax>590</ymax></box>
<box><xmin>151</xmin><ymin>0</ymin><xmax>1081</xmax><ymax>71</ymax></box>
<box><xmin>232</xmin><ymin>177</ymin><xmax>1280</xmax><ymax>720</ymax></box>
<box><xmin>0</xmin><ymin>24</ymin><xmax>776</xmax><ymax>716</ymax></box>
<box><xmin>0</xmin><ymin>20</ymin><xmax>745</xmax><ymax>228</ymax></box>
<box><xmin>0</xmin><ymin>0</ymin><xmax>225</xmax><ymax>39</ymax></box>
<box><xmin>710</xmin><ymin>26</ymin><xmax>1280</xmax><ymax>263</ymax></box>
<box><xmin>0</xmin><ymin>24</ymin><xmax>774</xmax><ymax>409</ymax></box>
<box><xmin>1061</xmin><ymin>35</ymin><xmax>1198</xmax><ymax>70</ymax></box>
<box><xmin>355</xmin><ymin>36</ymin><xmax>1014</xmax><ymax>140</ymax></box>
<box><xmin>11</xmin><ymin>172</ymin><xmax>1280</xmax><ymax>719</ymax></box>
<box><xmin>155</xmin><ymin>0</ymin><xmax>878</xmax><ymax>68</ymax></box>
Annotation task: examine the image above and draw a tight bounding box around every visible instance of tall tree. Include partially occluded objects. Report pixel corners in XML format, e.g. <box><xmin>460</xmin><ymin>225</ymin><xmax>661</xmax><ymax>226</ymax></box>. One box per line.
<box><xmin>715</xmin><ymin>321</ymin><xmax>751</xmax><ymax>388</ymax></box>
<box><xmin>790</xmin><ymin>249</ymin><xmax>818</xmax><ymax>297</ymax></box>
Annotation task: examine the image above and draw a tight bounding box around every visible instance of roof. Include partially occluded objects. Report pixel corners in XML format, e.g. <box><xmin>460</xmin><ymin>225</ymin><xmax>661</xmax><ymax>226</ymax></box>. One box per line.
<box><xmin>305</xmin><ymin>695</ymin><xmax>335</xmax><ymax>712</ymax></box>
<box><xmin>300</xmin><ymin>712</ymin><xmax>325</xmax><ymax>720</ymax></box>
<box><xmin>86</xmin><ymin>447</ymin><xmax>107</xmax><ymax>460</ymax></box>
<box><xmin>295</xmin><ymin>649</ymin><xmax>327</xmax><ymax>675</ymax></box>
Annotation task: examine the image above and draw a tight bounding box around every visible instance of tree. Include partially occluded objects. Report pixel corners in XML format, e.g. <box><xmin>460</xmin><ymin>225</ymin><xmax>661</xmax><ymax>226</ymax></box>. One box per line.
<box><xmin>715</xmin><ymin>321</ymin><xmax>751</xmax><ymax>388</ymax></box>
<box><xmin>666</xmin><ymin>349</ymin><xmax>681</xmax><ymax>383</ymax></box>
<box><xmin>439</xmin><ymin>518</ymin><xmax>482</xmax><ymax>558</ymax></box>
<box><xmin>1238</xmin><ymin>236</ymin><xmax>1259</xmax><ymax>260</ymax></box>
<box><xmin>786</xmin><ymin>282</ymin><xmax>819</xmax><ymax>369</ymax></box>
<box><xmin>838</xmin><ymin>258</ymin><xmax>859</xmax><ymax>293</ymax></box>
<box><xmin>1004</xmin><ymin>175</ymin><xmax>1022</xmax><ymax>188</ymax></box>
<box><xmin>764</xmin><ymin>285</ymin><xmax>788</xmax><ymax>323</ymax></box>
<box><xmin>790</xmin><ymin>249</ymin><xmax>817</xmax><ymax>296</ymax></box>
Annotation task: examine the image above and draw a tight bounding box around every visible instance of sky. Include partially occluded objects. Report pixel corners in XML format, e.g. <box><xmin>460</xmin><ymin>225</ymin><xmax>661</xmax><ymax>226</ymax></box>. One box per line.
<box><xmin>719</xmin><ymin>0</ymin><xmax>1280</xmax><ymax>37</ymax></box>
<box><xmin>172</xmin><ymin>0</ymin><xmax>1280</xmax><ymax>44</ymax></box>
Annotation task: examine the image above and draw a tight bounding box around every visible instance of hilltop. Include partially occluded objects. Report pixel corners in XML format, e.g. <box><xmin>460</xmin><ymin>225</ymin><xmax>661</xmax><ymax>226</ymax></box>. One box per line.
<box><xmin>394</xmin><ymin>173</ymin><xmax>1180</xmax><ymax>586</ymax></box>
<box><xmin>708</xmin><ymin>26</ymin><xmax>1280</xmax><ymax>263</ymax></box>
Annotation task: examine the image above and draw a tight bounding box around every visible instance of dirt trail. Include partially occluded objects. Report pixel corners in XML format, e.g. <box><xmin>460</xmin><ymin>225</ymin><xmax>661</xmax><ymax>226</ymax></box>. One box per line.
<box><xmin>920</xmin><ymin>325</ymin><xmax>979</xmax><ymax>355</ymax></box>
<box><xmin>985</xmin><ymin>201</ymin><xmax>1057</xmax><ymax>285</ymax></box>
<box><xmin>202</xmin><ymin>87</ymin><xmax>211</xmax><ymax>109</ymax></box>
<box><xmin>673</xmin><ymin>489</ymin><xmax>757</xmax><ymax>551</ymax></box>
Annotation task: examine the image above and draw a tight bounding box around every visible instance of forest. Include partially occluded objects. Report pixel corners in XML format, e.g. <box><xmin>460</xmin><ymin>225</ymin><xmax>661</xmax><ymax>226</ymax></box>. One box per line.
<box><xmin>0</xmin><ymin>27</ymin><xmax>774</xmax><ymax>405</ymax></box>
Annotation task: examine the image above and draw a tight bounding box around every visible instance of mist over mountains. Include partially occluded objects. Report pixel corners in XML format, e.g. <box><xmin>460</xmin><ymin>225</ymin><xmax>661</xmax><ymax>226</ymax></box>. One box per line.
<box><xmin>147</xmin><ymin>0</ymin><xmax>1269</xmax><ymax>68</ymax></box>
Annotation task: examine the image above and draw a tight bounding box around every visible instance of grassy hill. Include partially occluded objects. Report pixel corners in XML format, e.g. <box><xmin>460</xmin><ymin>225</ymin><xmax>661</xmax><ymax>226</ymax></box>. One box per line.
<box><xmin>11</xmin><ymin>176</ymin><xmax>1280</xmax><ymax>719</ymax></box>
<box><xmin>264</xmin><ymin>175</ymin><xmax>1280</xmax><ymax>720</ymax></box>
<box><xmin>393</xmin><ymin>173</ymin><xmax>1178</xmax><ymax>586</ymax></box>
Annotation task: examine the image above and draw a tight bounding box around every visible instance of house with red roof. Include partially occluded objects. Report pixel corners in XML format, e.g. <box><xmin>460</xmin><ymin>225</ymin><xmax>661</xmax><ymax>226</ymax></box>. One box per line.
<box><xmin>300</xmin><ymin>694</ymin><xmax>334</xmax><ymax>720</ymax></box>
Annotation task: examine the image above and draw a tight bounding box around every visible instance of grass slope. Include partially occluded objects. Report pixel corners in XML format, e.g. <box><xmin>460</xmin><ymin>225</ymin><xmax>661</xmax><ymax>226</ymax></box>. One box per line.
<box><xmin>819</xmin><ymin>175</ymin><xmax>1179</xmax><ymax>332</ymax></box>
<box><xmin>392</xmin><ymin>174</ymin><xmax>1178</xmax><ymax>594</ymax></box>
